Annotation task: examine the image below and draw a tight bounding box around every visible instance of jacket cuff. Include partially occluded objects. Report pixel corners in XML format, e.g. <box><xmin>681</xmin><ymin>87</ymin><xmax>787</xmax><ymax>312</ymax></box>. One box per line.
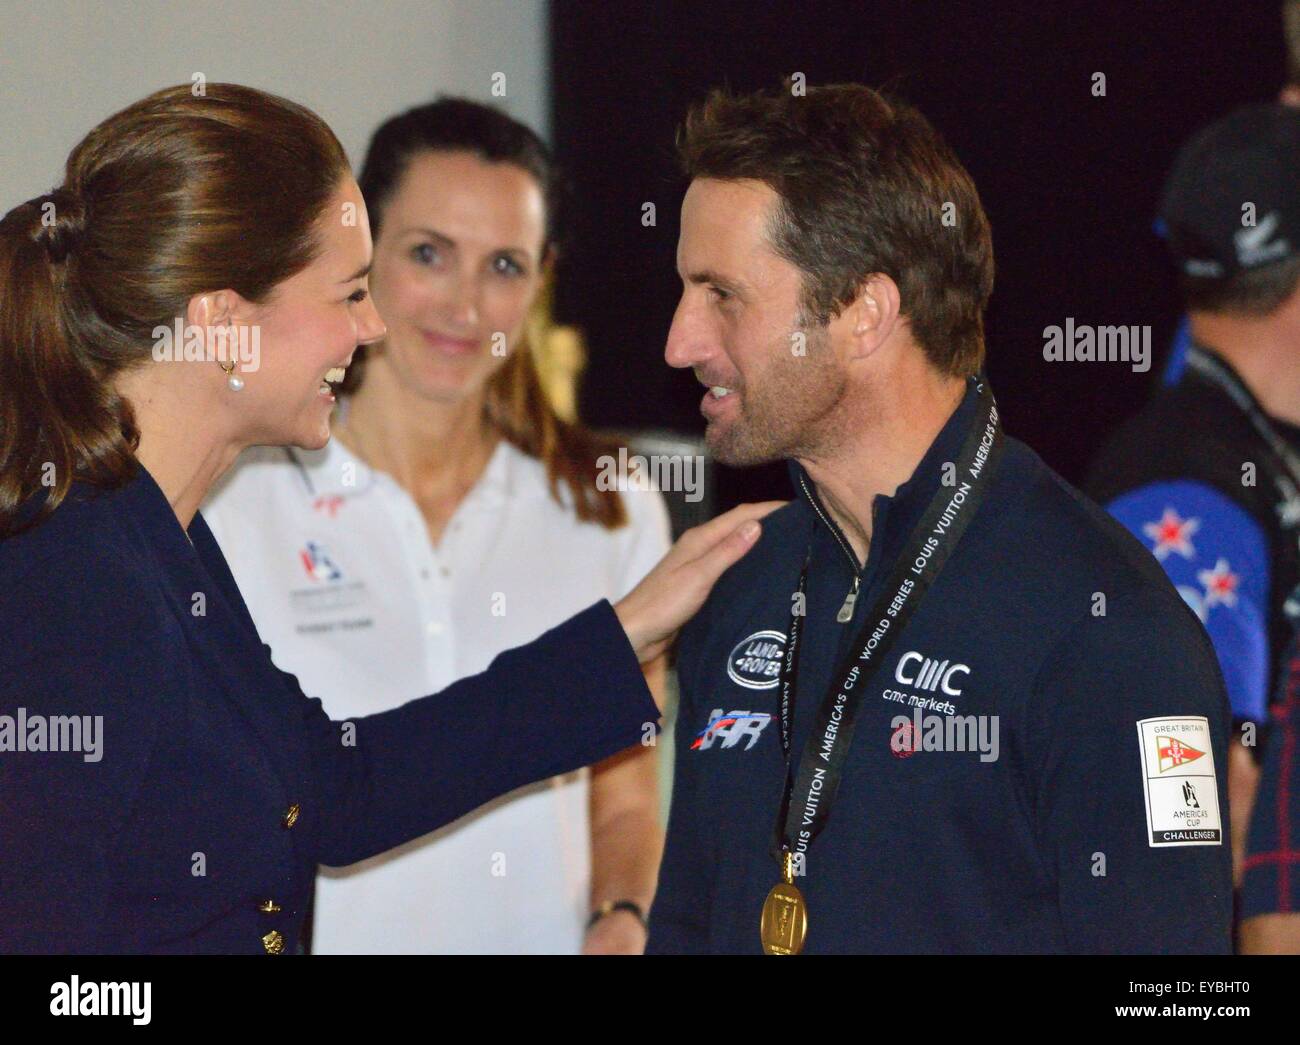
<box><xmin>555</xmin><ymin>599</ymin><xmax>661</xmax><ymax>749</ymax></box>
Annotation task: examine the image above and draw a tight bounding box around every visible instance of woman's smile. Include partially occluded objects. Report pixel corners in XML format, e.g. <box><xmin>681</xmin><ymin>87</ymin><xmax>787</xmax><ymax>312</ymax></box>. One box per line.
<box><xmin>419</xmin><ymin>328</ymin><xmax>479</xmax><ymax>357</ymax></box>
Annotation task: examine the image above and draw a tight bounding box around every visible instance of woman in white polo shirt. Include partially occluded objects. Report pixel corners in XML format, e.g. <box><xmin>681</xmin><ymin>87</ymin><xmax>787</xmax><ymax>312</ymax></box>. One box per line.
<box><xmin>203</xmin><ymin>98</ymin><xmax>670</xmax><ymax>954</ymax></box>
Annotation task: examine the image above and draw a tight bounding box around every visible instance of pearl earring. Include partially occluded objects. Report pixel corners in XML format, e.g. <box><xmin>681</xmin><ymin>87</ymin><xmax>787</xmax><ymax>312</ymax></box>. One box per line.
<box><xmin>220</xmin><ymin>359</ymin><xmax>244</xmax><ymax>392</ymax></box>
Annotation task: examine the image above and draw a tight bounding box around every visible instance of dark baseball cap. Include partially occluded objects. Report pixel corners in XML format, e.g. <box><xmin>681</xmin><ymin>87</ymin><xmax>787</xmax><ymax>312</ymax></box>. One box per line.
<box><xmin>1158</xmin><ymin>103</ymin><xmax>1300</xmax><ymax>280</ymax></box>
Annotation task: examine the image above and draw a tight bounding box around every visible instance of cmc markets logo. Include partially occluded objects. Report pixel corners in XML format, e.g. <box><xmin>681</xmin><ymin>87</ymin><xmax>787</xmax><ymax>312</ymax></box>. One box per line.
<box><xmin>894</xmin><ymin>650</ymin><xmax>970</xmax><ymax>696</ymax></box>
<box><xmin>726</xmin><ymin>629</ymin><xmax>786</xmax><ymax>690</ymax></box>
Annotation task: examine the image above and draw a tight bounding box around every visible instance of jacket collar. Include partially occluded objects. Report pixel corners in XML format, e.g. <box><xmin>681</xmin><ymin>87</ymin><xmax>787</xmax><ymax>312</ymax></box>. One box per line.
<box><xmin>788</xmin><ymin>375</ymin><xmax>982</xmax><ymax>571</ymax></box>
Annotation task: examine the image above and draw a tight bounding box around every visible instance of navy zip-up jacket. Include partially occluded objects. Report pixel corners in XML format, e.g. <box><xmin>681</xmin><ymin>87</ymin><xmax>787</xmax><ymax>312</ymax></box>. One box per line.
<box><xmin>648</xmin><ymin>382</ymin><xmax>1234</xmax><ymax>954</ymax></box>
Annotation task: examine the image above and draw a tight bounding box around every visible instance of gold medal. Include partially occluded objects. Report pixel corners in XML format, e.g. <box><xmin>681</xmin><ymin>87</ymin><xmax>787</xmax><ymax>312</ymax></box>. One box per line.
<box><xmin>760</xmin><ymin>851</ymin><xmax>808</xmax><ymax>954</ymax></box>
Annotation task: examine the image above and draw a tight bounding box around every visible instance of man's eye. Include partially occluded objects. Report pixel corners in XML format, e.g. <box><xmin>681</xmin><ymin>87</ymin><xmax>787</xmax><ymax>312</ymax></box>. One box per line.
<box><xmin>348</xmin><ymin>289</ymin><xmax>368</xmax><ymax>303</ymax></box>
<box><xmin>710</xmin><ymin>285</ymin><xmax>731</xmax><ymax>303</ymax></box>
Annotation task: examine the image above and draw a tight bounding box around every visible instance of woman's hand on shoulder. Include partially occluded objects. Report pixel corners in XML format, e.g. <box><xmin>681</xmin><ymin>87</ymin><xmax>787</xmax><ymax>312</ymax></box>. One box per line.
<box><xmin>613</xmin><ymin>501</ymin><xmax>784</xmax><ymax>664</ymax></box>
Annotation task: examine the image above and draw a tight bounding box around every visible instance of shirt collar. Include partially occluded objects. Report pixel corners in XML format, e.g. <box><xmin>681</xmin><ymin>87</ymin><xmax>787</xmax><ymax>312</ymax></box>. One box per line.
<box><xmin>789</xmin><ymin>375</ymin><xmax>982</xmax><ymax>566</ymax></box>
<box><xmin>1185</xmin><ymin>340</ymin><xmax>1300</xmax><ymax>444</ymax></box>
<box><xmin>285</xmin><ymin>431</ymin><xmax>516</xmax><ymax>509</ymax></box>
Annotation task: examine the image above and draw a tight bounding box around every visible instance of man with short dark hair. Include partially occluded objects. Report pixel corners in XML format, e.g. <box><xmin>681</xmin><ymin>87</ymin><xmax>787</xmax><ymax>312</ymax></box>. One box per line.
<box><xmin>647</xmin><ymin>83</ymin><xmax>1232</xmax><ymax>955</ymax></box>
<box><xmin>1086</xmin><ymin>104</ymin><xmax>1300</xmax><ymax>953</ymax></box>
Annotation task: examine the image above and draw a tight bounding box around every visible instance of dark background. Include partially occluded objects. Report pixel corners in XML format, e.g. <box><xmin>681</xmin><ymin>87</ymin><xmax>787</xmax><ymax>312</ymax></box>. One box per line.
<box><xmin>549</xmin><ymin>0</ymin><xmax>1289</xmax><ymax>510</ymax></box>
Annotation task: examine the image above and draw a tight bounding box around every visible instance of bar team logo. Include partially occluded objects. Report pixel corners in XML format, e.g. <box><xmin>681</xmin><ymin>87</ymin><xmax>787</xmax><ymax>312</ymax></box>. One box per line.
<box><xmin>691</xmin><ymin>709</ymin><xmax>773</xmax><ymax>751</ymax></box>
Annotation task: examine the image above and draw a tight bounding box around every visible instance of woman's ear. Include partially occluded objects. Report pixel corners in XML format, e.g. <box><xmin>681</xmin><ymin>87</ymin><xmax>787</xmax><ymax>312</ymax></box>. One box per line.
<box><xmin>540</xmin><ymin>243</ymin><xmax>559</xmax><ymax>277</ymax></box>
<box><xmin>186</xmin><ymin>289</ymin><xmax>241</xmax><ymax>330</ymax></box>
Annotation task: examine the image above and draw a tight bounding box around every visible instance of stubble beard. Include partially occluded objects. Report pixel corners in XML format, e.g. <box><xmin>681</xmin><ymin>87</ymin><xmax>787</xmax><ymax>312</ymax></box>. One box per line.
<box><xmin>705</xmin><ymin>319</ymin><xmax>850</xmax><ymax>467</ymax></box>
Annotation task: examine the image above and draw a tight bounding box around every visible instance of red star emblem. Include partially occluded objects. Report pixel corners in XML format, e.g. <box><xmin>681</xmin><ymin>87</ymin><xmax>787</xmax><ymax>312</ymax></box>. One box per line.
<box><xmin>1142</xmin><ymin>507</ymin><xmax>1199</xmax><ymax>561</ymax></box>
<box><xmin>1144</xmin><ymin>509</ymin><xmax>1201</xmax><ymax>564</ymax></box>
<box><xmin>1197</xmin><ymin>557</ymin><xmax>1239</xmax><ymax>609</ymax></box>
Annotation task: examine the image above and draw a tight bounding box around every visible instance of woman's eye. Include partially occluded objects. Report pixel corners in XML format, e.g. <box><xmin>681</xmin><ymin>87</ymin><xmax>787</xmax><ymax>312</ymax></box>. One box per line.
<box><xmin>492</xmin><ymin>255</ymin><xmax>525</xmax><ymax>277</ymax></box>
<box><xmin>413</xmin><ymin>243</ymin><xmax>440</xmax><ymax>265</ymax></box>
<box><xmin>348</xmin><ymin>289</ymin><xmax>369</xmax><ymax>303</ymax></box>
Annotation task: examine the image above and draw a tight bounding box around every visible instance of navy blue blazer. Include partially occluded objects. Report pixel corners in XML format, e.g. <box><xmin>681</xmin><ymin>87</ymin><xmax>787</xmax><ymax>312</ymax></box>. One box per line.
<box><xmin>0</xmin><ymin>463</ymin><xmax>659</xmax><ymax>954</ymax></box>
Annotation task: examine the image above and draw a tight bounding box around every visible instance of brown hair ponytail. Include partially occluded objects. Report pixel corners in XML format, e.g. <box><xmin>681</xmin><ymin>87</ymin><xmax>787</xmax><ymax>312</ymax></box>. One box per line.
<box><xmin>0</xmin><ymin>83</ymin><xmax>350</xmax><ymax>537</ymax></box>
<box><xmin>0</xmin><ymin>187</ymin><xmax>138</xmax><ymax>533</ymax></box>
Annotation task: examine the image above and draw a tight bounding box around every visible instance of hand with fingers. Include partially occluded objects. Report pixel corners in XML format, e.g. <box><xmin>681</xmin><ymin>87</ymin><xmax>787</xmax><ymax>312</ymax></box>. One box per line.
<box><xmin>614</xmin><ymin>501</ymin><xmax>785</xmax><ymax>683</ymax></box>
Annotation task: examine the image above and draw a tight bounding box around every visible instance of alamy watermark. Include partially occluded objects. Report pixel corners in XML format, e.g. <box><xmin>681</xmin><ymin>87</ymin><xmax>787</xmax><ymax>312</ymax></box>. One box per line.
<box><xmin>889</xmin><ymin>708</ymin><xmax>999</xmax><ymax>763</ymax></box>
<box><xmin>1042</xmin><ymin>318</ymin><xmax>1150</xmax><ymax>373</ymax></box>
<box><xmin>596</xmin><ymin>447</ymin><xmax>704</xmax><ymax>503</ymax></box>
<box><xmin>0</xmin><ymin>708</ymin><xmax>102</xmax><ymax>762</ymax></box>
<box><xmin>152</xmin><ymin>319</ymin><xmax>260</xmax><ymax>371</ymax></box>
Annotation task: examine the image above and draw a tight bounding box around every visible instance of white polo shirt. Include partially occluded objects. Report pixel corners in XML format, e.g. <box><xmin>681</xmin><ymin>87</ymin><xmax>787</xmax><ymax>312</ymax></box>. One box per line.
<box><xmin>202</xmin><ymin>434</ymin><xmax>670</xmax><ymax>954</ymax></box>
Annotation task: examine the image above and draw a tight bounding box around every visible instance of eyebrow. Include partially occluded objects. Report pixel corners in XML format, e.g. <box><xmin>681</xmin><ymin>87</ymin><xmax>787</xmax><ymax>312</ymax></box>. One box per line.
<box><xmin>684</xmin><ymin>268</ymin><xmax>744</xmax><ymax>294</ymax></box>
<box><xmin>340</xmin><ymin>261</ymin><xmax>372</xmax><ymax>284</ymax></box>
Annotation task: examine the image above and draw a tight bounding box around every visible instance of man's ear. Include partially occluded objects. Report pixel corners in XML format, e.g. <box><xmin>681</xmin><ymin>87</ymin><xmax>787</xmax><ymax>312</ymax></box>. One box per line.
<box><xmin>843</xmin><ymin>273</ymin><xmax>902</xmax><ymax>360</ymax></box>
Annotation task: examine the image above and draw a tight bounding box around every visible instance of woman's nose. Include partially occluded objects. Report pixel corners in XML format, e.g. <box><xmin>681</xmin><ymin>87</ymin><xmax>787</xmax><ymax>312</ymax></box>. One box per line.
<box><xmin>441</xmin><ymin>271</ymin><xmax>481</xmax><ymax>330</ymax></box>
<box><xmin>358</xmin><ymin>296</ymin><xmax>387</xmax><ymax>345</ymax></box>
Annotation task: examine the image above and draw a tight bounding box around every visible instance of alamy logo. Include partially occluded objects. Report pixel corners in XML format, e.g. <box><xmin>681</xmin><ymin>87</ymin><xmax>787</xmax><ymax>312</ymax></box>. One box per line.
<box><xmin>50</xmin><ymin>976</ymin><xmax>151</xmax><ymax>1024</ymax></box>
<box><xmin>691</xmin><ymin>709</ymin><xmax>773</xmax><ymax>751</ymax></box>
<box><xmin>726</xmin><ymin>629</ymin><xmax>786</xmax><ymax>690</ymax></box>
<box><xmin>1041</xmin><ymin>318</ymin><xmax>1151</xmax><ymax>373</ymax></box>
<box><xmin>894</xmin><ymin>650</ymin><xmax>970</xmax><ymax>696</ymax></box>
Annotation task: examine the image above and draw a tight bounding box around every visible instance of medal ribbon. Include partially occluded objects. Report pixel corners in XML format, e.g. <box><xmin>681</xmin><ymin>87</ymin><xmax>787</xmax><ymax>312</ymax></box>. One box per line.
<box><xmin>772</xmin><ymin>377</ymin><xmax>1004</xmax><ymax>874</ymax></box>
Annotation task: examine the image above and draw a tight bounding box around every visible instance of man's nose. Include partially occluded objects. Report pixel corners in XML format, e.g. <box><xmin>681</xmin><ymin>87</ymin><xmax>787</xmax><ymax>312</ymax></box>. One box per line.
<box><xmin>664</xmin><ymin>296</ymin><xmax>713</xmax><ymax>371</ymax></box>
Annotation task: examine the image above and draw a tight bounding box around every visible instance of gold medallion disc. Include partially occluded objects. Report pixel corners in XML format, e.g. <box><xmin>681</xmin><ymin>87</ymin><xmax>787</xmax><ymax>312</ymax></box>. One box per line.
<box><xmin>760</xmin><ymin>881</ymin><xmax>808</xmax><ymax>955</ymax></box>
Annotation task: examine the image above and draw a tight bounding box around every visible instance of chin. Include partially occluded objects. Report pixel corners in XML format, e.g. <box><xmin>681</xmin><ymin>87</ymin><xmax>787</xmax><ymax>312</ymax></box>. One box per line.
<box><xmin>286</xmin><ymin>418</ymin><xmax>332</xmax><ymax>452</ymax></box>
<box><xmin>706</xmin><ymin>421</ymin><xmax>785</xmax><ymax>468</ymax></box>
<box><xmin>411</xmin><ymin>369</ymin><xmax>487</xmax><ymax>405</ymax></box>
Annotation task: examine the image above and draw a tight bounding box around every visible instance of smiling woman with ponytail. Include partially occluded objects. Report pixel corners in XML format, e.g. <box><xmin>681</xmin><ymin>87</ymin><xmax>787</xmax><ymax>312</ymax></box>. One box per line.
<box><xmin>0</xmin><ymin>83</ymin><xmax>772</xmax><ymax>954</ymax></box>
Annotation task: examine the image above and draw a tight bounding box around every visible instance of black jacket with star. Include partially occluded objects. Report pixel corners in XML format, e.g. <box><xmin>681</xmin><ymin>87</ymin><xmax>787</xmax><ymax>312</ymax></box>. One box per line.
<box><xmin>1085</xmin><ymin>358</ymin><xmax>1300</xmax><ymax>727</ymax></box>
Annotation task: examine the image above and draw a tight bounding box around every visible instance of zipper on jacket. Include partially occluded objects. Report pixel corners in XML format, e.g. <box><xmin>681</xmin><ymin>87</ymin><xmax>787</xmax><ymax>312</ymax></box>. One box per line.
<box><xmin>798</xmin><ymin>473</ymin><xmax>862</xmax><ymax>622</ymax></box>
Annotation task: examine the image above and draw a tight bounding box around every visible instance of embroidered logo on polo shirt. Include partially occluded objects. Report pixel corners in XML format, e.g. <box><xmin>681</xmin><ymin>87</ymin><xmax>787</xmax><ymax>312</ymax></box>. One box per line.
<box><xmin>313</xmin><ymin>494</ymin><xmax>345</xmax><ymax>518</ymax></box>
<box><xmin>726</xmin><ymin>629</ymin><xmax>786</xmax><ymax>690</ymax></box>
<box><xmin>894</xmin><ymin>650</ymin><xmax>970</xmax><ymax>696</ymax></box>
<box><xmin>299</xmin><ymin>540</ymin><xmax>343</xmax><ymax>583</ymax></box>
